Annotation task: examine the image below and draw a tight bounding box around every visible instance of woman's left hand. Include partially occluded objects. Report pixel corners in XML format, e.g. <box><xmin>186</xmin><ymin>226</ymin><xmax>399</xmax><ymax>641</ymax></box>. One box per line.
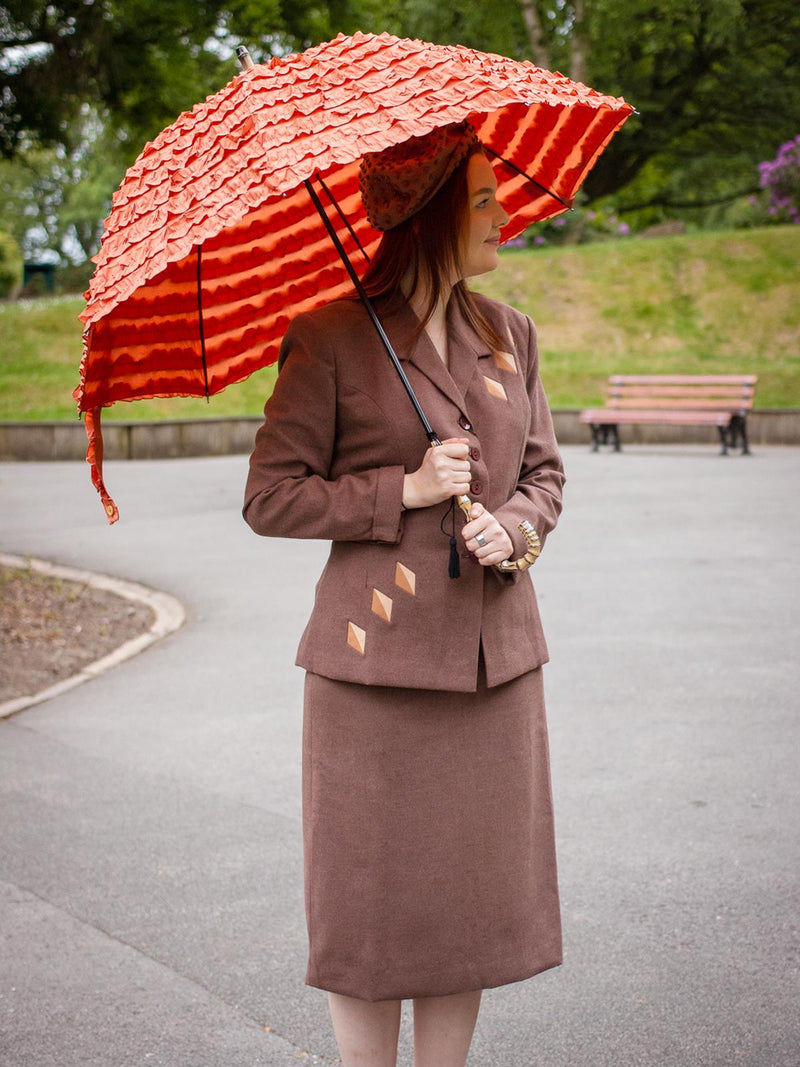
<box><xmin>461</xmin><ymin>503</ymin><xmax>514</xmax><ymax>567</ymax></box>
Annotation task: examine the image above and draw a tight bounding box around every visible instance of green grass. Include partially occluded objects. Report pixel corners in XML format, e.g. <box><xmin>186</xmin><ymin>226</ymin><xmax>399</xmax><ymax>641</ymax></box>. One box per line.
<box><xmin>472</xmin><ymin>226</ymin><xmax>800</xmax><ymax>408</ymax></box>
<box><xmin>0</xmin><ymin>226</ymin><xmax>797</xmax><ymax>419</ymax></box>
<box><xmin>0</xmin><ymin>295</ymin><xmax>279</xmax><ymax>421</ymax></box>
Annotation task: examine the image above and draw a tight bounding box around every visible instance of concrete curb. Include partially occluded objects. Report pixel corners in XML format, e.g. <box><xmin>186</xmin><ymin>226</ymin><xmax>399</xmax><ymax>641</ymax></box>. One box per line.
<box><xmin>0</xmin><ymin>553</ymin><xmax>186</xmax><ymax>719</ymax></box>
<box><xmin>2</xmin><ymin>408</ymin><xmax>800</xmax><ymax>460</ymax></box>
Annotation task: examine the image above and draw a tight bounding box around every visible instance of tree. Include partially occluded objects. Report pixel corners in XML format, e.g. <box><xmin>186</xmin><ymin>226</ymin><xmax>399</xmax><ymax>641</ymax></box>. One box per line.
<box><xmin>5</xmin><ymin>0</ymin><xmax>799</xmax><ymax>256</ymax></box>
<box><xmin>0</xmin><ymin>0</ymin><xmax>364</xmax><ymax>159</ymax></box>
<box><xmin>0</xmin><ymin>114</ymin><xmax>128</xmax><ymax>262</ymax></box>
<box><xmin>0</xmin><ymin>229</ymin><xmax>23</xmax><ymax>296</ymax></box>
<box><xmin>358</xmin><ymin>0</ymin><xmax>800</xmax><ymax>212</ymax></box>
<box><xmin>573</xmin><ymin>0</ymin><xmax>800</xmax><ymax>210</ymax></box>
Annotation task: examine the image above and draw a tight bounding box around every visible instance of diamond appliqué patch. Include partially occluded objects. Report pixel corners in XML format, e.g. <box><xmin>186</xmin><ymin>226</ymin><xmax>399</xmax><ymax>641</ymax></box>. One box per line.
<box><xmin>492</xmin><ymin>350</ymin><xmax>517</xmax><ymax>374</ymax></box>
<box><xmin>394</xmin><ymin>562</ymin><xmax>416</xmax><ymax>596</ymax></box>
<box><xmin>371</xmin><ymin>589</ymin><xmax>393</xmax><ymax>622</ymax></box>
<box><xmin>346</xmin><ymin>621</ymin><xmax>366</xmax><ymax>655</ymax></box>
<box><xmin>483</xmin><ymin>376</ymin><xmax>507</xmax><ymax>401</ymax></box>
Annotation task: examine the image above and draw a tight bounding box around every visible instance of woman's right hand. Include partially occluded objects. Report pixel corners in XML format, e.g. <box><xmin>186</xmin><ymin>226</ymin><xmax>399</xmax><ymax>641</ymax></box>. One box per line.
<box><xmin>402</xmin><ymin>438</ymin><xmax>471</xmax><ymax>509</ymax></box>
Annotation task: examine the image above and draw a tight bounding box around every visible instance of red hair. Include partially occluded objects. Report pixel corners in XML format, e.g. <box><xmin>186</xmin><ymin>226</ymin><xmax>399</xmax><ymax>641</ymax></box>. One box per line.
<box><xmin>361</xmin><ymin>146</ymin><xmax>506</xmax><ymax>353</ymax></box>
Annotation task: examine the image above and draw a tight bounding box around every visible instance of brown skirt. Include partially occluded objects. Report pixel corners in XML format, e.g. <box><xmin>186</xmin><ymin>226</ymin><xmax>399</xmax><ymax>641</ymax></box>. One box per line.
<box><xmin>302</xmin><ymin>665</ymin><xmax>562</xmax><ymax>1002</ymax></box>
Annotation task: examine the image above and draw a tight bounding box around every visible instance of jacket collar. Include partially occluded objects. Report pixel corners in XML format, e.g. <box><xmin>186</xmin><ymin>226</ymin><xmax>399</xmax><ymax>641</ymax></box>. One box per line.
<box><xmin>376</xmin><ymin>293</ymin><xmax>489</xmax><ymax>417</ymax></box>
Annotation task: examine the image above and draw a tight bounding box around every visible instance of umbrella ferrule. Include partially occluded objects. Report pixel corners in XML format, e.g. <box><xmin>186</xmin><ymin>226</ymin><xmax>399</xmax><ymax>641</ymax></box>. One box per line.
<box><xmin>236</xmin><ymin>46</ymin><xmax>254</xmax><ymax>71</ymax></box>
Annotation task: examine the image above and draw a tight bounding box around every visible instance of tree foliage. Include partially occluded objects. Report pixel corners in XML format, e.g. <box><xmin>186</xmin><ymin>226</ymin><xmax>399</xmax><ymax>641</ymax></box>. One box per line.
<box><xmin>358</xmin><ymin>0</ymin><xmax>800</xmax><ymax>211</ymax></box>
<box><xmin>576</xmin><ymin>0</ymin><xmax>800</xmax><ymax>208</ymax></box>
<box><xmin>0</xmin><ymin>228</ymin><xmax>23</xmax><ymax>295</ymax></box>
<box><xmin>2</xmin><ymin>0</ymin><xmax>799</xmax><ymax>260</ymax></box>
<box><xmin>0</xmin><ymin>0</ymin><xmax>364</xmax><ymax>158</ymax></box>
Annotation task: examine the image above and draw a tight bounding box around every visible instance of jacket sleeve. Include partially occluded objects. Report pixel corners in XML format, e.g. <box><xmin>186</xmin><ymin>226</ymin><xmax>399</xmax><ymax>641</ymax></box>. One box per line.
<box><xmin>491</xmin><ymin>315</ymin><xmax>565</xmax><ymax>569</ymax></box>
<box><xmin>243</xmin><ymin>315</ymin><xmax>406</xmax><ymax>543</ymax></box>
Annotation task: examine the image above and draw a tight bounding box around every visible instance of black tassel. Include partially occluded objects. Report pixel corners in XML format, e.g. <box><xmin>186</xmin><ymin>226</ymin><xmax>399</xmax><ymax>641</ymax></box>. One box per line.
<box><xmin>440</xmin><ymin>499</ymin><xmax>461</xmax><ymax>579</ymax></box>
<box><xmin>448</xmin><ymin>536</ymin><xmax>460</xmax><ymax>579</ymax></box>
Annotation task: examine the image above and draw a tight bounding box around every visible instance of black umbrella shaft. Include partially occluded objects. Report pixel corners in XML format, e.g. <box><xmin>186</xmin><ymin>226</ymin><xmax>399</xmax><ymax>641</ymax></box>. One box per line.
<box><xmin>304</xmin><ymin>178</ymin><xmax>439</xmax><ymax>445</ymax></box>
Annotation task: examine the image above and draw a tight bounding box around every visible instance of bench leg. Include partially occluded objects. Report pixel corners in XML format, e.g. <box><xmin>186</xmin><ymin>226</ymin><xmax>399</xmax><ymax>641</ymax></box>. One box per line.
<box><xmin>589</xmin><ymin>424</ymin><xmax>622</xmax><ymax>452</ymax></box>
<box><xmin>717</xmin><ymin>425</ymin><xmax>729</xmax><ymax>456</ymax></box>
<box><xmin>732</xmin><ymin>415</ymin><xmax>752</xmax><ymax>455</ymax></box>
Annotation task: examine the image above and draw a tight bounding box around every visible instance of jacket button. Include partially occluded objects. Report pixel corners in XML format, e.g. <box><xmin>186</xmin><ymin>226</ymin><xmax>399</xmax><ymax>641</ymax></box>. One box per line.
<box><xmin>469</xmin><ymin>447</ymin><xmax>481</xmax><ymax>461</ymax></box>
<box><xmin>471</xmin><ymin>480</ymin><xmax>483</xmax><ymax>495</ymax></box>
<box><xmin>458</xmin><ymin>415</ymin><xmax>473</xmax><ymax>431</ymax></box>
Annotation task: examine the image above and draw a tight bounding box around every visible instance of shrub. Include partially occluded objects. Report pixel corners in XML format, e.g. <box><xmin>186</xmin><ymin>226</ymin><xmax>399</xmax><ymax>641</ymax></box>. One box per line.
<box><xmin>758</xmin><ymin>136</ymin><xmax>800</xmax><ymax>224</ymax></box>
<box><xmin>55</xmin><ymin>260</ymin><xmax>95</xmax><ymax>295</ymax></box>
<box><xmin>0</xmin><ymin>231</ymin><xmax>23</xmax><ymax>298</ymax></box>
<box><xmin>521</xmin><ymin>204</ymin><xmax>634</xmax><ymax>248</ymax></box>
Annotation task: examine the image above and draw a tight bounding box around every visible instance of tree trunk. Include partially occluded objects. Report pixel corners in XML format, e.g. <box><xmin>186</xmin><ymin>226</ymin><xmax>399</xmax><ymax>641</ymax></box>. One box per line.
<box><xmin>569</xmin><ymin>0</ymin><xmax>589</xmax><ymax>84</ymax></box>
<box><xmin>519</xmin><ymin>0</ymin><xmax>550</xmax><ymax>69</ymax></box>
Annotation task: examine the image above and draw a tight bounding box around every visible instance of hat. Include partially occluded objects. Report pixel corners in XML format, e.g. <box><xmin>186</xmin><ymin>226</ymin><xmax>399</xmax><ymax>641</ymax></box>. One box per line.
<box><xmin>359</xmin><ymin>121</ymin><xmax>480</xmax><ymax>231</ymax></box>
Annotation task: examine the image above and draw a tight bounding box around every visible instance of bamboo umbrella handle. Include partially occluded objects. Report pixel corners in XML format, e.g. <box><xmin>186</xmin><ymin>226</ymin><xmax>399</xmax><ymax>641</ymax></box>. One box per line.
<box><xmin>454</xmin><ymin>494</ymin><xmax>541</xmax><ymax>573</ymax></box>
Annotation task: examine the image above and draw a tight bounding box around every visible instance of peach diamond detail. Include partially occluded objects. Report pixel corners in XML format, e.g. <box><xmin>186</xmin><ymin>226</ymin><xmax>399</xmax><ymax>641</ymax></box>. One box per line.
<box><xmin>394</xmin><ymin>562</ymin><xmax>416</xmax><ymax>596</ymax></box>
<box><xmin>483</xmin><ymin>376</ymin><xmax>507</xmax><ymax>401</ymax></box>
<box><xmin>492</xmin><ymin>350</ymin><xmax>517</xmax><ymax>374</ymax></box>
<box><xmin>346</xmin><ymin>621</ymin><xmax>366</xmax><ymax>655</ymax></box>
<box><xmin>371</xmin><ymin>588</ymin><xmax>393</xmax><ymax>623</ymax></box>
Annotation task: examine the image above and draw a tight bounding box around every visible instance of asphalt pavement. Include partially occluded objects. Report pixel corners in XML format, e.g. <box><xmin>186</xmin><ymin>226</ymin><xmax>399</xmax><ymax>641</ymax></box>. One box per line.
<box><xmin>1</xmin><ymin>444</ymin><xmax>798</xmax><ymax>1067</ymax></box>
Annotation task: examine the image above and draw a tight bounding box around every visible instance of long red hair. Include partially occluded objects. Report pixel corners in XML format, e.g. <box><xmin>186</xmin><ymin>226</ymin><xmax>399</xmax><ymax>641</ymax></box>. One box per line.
<box><xmin>360</xmin><ymin>146</ymin><xmax>506</xmax><ymax>353</ymax></box>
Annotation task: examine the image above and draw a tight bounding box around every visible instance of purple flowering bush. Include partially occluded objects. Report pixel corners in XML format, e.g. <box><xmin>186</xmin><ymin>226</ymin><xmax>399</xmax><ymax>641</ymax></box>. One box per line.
<box><xmin>514</xmin><ymin>204</ymin><xmax>634</xmax><ymax>248</ymax></box>
<box><xmin>758</xmin><ymin>136</ymin><xmax>800</xmax><ymax>224</ymax></box>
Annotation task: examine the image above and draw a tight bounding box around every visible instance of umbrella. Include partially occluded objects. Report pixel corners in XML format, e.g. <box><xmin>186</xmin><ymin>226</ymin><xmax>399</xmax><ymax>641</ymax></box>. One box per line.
<box><xmin>76</xmin><ymin>31</ymin><xmax>634</xmax><ymax>525</ymax></box>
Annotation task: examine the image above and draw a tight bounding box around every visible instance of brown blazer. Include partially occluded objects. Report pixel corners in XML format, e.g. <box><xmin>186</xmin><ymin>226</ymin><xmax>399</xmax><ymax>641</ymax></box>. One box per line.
<box><xmin>243</xmin><ymin>292</ymin><xmax>565</xmax><ymax>692</ymax></box>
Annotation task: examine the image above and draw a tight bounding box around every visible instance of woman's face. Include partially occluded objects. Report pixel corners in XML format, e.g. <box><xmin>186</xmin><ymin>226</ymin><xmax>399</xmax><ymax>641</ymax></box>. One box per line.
<box><xmin>460</xmin><ymin>153</ymin><xmax>510</xmax><ymax>279</ymax></box>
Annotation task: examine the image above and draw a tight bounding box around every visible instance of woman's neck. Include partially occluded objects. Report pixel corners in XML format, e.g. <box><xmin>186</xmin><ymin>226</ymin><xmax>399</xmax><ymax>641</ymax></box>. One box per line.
<box><xmin>402</xmin><ymin>272</ymin><xmax>453</xmax><ymax>368</ymax></box>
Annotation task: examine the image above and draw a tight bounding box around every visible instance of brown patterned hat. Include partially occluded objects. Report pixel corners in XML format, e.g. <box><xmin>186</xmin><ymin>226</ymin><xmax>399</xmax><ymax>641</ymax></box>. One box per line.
<box><xmin>359</xmin><ymin>121</ymin><xmax>480</xmax><ymax>231</ymax></box>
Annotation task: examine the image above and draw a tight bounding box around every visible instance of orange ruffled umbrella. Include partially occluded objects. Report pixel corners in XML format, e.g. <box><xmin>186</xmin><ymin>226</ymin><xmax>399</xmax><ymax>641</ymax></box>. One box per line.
<box><xmin>76</xmin><ymin>31</ymin><xmax>634</xmax><ymax>522</ymax></box>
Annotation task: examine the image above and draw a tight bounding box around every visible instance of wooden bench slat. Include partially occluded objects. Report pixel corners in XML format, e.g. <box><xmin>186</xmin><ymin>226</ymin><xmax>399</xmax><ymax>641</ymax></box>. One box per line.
<box><xmin>580</xmin><ymin>409</ymin><xmax>732</xmax><ymax>425</ymax></box>
<box><xmin>609</xmin><ymin>384</ymin><xmax>755</xmax><ymax>398</ymax></box>
<box><xmin>608</xmin><ymin>374</ymin><xmax>757</xmax><ymax>385</ymax></box>
<box><xmin>609</xmin><ymin>398</ymin><xmax>753</xmax><ymax>410</ymax></box>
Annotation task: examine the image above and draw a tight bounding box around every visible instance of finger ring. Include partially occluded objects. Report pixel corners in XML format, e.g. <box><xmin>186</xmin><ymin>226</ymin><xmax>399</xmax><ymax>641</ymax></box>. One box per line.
<box><xmin>475</xmin><ymin>533</ymin><xmax>487</xmax><ymax>548</ymax></box>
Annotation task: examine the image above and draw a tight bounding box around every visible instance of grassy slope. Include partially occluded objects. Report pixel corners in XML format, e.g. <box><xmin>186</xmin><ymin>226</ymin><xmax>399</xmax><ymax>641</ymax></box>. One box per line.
<box><xmin>473</xmin><ymin>226</ymin><xmax>800</xmax><ymax>408</ymax></box>
<box><xmin>0</xmin><ymin>226</ymin><xmax>797</xmax><ymax>420</ymax></box>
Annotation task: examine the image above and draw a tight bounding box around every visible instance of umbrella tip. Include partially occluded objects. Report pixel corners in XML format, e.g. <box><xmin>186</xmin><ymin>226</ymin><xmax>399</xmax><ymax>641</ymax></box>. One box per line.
<box><xmin>236</xmin><ymin>45</ymin><xmax>254</xmax><ymax>71</ymax></box>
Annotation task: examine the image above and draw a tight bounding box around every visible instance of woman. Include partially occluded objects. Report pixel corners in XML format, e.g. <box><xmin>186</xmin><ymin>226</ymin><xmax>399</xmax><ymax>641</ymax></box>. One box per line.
<box><xmin>244</xmin><ymin>121</ymin><xmax>565</xmax><ymax>1066</ymax></box>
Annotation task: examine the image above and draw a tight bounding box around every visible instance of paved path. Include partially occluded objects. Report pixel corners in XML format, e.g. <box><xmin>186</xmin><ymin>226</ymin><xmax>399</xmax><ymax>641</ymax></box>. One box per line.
<box><xmin>1</xmin><ymin>446</ymin><xmax>798</xmax><ymax>1066</ymax></box>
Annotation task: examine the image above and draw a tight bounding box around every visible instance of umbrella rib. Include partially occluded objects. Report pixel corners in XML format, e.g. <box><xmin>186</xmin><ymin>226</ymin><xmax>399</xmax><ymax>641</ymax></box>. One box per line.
<box><xmin>304</xmin><ymin>177</ymin><xmax>438</xmax><ymax>444</ymax></box>
<box><xmin>484</xmin><ymin>147</ymin><xmax>572</xmax><ymax>210</ymax></box>
<box><xmin>196</xmin><ymin>244</ymin><xmax>210</xmax><ymax>400</ymax></box>
<box><xmin>315</xmin><ymin>174</ymin><xmax>371</xmax><ymax>263</ymax></box>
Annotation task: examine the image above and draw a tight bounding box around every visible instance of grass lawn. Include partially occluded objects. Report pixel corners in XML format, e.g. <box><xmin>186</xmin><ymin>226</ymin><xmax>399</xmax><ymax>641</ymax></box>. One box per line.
<box><xmin>473</xmin><ymin>225</ymin><xmax>800</xmax><ymax>408</ymax></box>
<box><xmin>0</xmin><ymin>226</ymin><xmax>797</xmax><ymax>420</ymax></box>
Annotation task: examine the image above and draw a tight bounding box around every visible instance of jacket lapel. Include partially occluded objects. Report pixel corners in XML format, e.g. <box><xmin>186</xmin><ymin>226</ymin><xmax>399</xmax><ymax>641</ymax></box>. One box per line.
<box><xmin>445</xmin><ymin>297</ymin><xmax>490</xmax><ymax>403</ymax></box>
<box><xmin>378</xmin><ymin>295</ymin><xmax>488</xmax><ymax>419</ymax></box>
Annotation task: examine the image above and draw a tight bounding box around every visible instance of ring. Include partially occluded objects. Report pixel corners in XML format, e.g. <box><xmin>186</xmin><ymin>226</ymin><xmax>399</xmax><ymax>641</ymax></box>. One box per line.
<box><xmin>474</xmin><ymin>533</ymin><xmax>487</xmax><ymax>548</ymax></box>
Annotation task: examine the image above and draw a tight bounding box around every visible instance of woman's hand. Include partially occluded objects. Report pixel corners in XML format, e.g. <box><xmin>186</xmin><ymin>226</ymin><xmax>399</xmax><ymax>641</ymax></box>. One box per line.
<box><xmin>403</xmin><ymin>438</ymin><xmax>472</xmax><ymax>509</ymax></box>
<box><xmin>461</xmin><ymin>502</ymin><xmax>514</xmax><ymax>567</ymax></box>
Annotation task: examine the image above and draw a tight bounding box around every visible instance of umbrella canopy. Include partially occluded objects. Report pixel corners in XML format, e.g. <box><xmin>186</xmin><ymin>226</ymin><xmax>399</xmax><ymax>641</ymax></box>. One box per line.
<box><xmin>76</xmin><ymin>31</ymin><xmax>633</xmax><ymax>521</ymax></box>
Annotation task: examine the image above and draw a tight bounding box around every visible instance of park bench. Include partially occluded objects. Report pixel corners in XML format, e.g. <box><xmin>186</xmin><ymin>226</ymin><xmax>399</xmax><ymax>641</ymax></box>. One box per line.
<box><xmin>579</xmin><ymin>374</ymin><xmax>757</xmax><ymax>455</ymax></box>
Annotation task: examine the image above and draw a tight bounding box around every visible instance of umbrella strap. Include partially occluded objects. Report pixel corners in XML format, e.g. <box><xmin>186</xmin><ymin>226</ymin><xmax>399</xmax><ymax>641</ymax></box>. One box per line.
<box><xmin>484</xmin><ymin>147</ymin><xmax>572</xmax><ymax>210</ymax></box>
<box><xmin>84</xmin><ymin>407</ymin><xmax>119</xmax><ymax>524</ymax></box>
<box><xmin>304</xmin><ymin>176</ymin><xmax>438</xmax><ymax>444</ymax></box>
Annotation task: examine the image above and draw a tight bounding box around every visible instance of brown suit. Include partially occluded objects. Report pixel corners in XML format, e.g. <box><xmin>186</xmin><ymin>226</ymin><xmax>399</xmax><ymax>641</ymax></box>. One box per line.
<box><xmin>243</xmin><ymin>291</ymin><xmax>565</xmax><ymax>691</ymax></box>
